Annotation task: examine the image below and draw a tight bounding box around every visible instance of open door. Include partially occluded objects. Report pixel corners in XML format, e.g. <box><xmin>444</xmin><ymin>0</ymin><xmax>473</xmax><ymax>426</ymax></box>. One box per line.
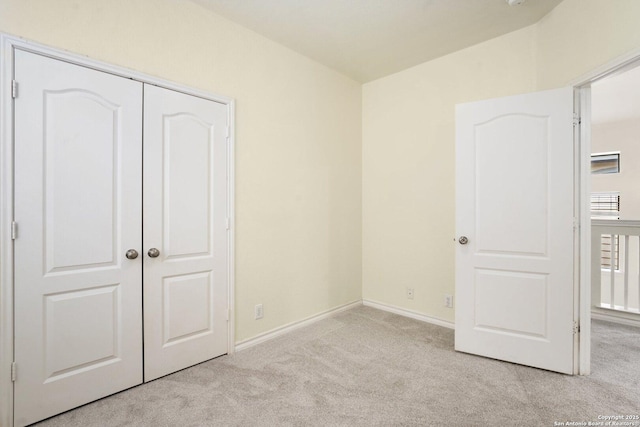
<box><xmin>455</xmin><ymin>87</ymin><xmax>576</xmax><ymax>374</ymax></box>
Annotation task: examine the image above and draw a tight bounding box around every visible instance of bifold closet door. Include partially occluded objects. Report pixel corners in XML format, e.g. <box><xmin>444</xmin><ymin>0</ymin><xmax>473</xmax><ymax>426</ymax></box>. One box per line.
<box><xmin>143</xmin><ymin>84</ymin><xmax>229</xmax><ymax>381</ymax></box>
<box><xmin>13</xmin><ymin>50</ymin><xmax>143</xmax><ymax>426</ymax></box>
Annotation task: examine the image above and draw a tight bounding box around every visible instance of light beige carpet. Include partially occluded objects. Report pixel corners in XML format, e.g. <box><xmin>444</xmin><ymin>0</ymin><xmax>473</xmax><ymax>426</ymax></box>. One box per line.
<box><xmin>34</xmin><ymin>306</ymin><xmax>639</xmax><ymax>426</ymax></box>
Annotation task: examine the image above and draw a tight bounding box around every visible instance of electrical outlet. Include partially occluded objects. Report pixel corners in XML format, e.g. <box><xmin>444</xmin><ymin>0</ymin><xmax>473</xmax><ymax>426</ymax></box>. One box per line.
<box><xmin>407</xmin><ymin>288</ymin><xmax>414</xmax><ymax>300</ymax></box>
<box><xmin>255</xmin><ymin>304</ymin><xmax>264</xmax><ymax>319</ymax></box>
<box><xmin>444</xmin><ymin>294</ymin><xmax>453</xmax><ymax>308</ymax></box>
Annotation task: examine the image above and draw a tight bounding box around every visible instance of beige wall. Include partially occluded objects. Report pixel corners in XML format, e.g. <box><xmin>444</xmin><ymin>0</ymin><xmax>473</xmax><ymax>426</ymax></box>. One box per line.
<box><xmin>362</xmin><ymin>0</ymin><xmax>640</xmax><ymax>323</ymax></box>
<box><xmin>591</xmin><ymin>121</ymin><xmax>640</xmax><ymax>219</ymax></box>
<box><xmin>0</xmin><ymin>0</ymin><xmax>362</xmax><ymax>343</ymax></box>
<box><xmin>362</xmin><ymin>27</ymin><xmax>537</xmax><ymax>321</ymax></box>
<box><xmin>591</xmin><ymin>66</ymin><xmax>640</xmax><ymax>220</ymax></box>
<box><xmin>536</xmin><ymin>0</ymin><xmax>640</xmax><ymax>89</ymax></box>
<box><xmin>5</xmin><ymin>0</ymin><xmax>640</xmax><ymax>338</ymax></box>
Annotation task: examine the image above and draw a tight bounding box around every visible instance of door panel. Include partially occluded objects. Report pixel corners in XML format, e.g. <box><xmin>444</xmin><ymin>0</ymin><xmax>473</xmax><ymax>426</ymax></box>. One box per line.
<box><xmin>45</xmin><ymin>90</ymin><xmax>120</xmax><ymax>271</ymax></box>
<box><xmin>163</xmin><ymin>113</ymin><xmax>213</xmax><ymax>258</ymax></box>
<box><xmin>14</xmin><ymin>50</ymin><xmax>143</xmax><ymax>426</ymax></box>
<box><xmin>474</xmin><ymin>270</ymin><xmax>547</xmax><ymax>336</ymax></box>
<box><xmin>163</xmin><ymin>272</ymin><xmax>213</xmax><ymax>344</ymax></box>
<box><xmin>143</xmin><ymin>84</ymin><xmax>229</xmax><ymax>381</ymax></box>
<box><xmin>455</xmin><ymin>87</ymin><xmax>575</xmax><ymax>374</ymax></box>
<box><xmin>475</xmin><ymin>115</ymin><xmax>549</xmax><ymax>255</ymax></box>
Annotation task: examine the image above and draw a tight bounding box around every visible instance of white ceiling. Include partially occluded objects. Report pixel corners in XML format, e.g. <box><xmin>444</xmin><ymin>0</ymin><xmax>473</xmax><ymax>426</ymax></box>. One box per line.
<box><xmin>191</xmin><ymin>0</ymin><xmax>564</xmax><ymax>82</ymax></box>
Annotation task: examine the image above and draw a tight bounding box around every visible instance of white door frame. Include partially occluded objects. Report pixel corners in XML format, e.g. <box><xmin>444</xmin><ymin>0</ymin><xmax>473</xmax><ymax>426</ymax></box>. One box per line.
<box><xmin>0</xmin><ymin>33</ymin><xmax>236</xmax><ymax>427</ymax></box>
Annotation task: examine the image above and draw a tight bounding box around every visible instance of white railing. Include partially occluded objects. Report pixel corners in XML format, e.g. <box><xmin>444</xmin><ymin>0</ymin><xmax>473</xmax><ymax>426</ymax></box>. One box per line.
<box><xmin>591</xmin><ymin>220</ymin><xmax>640</xmax><ymax>316</ymax></box>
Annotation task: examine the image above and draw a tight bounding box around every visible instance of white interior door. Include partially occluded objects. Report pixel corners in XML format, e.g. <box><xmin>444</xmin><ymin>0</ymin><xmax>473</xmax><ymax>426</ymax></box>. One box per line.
<box><xmin>455</xmin><ymin>87</ymin><xmax>576</xmax><ymax>374</ymax></box>
<box><xmin>13</xmin><ymin>50</ymin><xmax>143</xmax><ymax>426</ymax></box>
<box><xmin>143</xmin><ymin>84</ymin><xmax>229</xmax><ymax>381</ymax></box>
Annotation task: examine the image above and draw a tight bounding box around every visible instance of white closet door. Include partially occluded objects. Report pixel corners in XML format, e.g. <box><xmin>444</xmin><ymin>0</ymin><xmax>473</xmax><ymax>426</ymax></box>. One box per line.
<box><xmin>13</xmin><ymin>50</ymin><xmax>143</xmax><ymax>426</ymax></box>
<box><xmin>143</xmin><ymin>84</ymin><xmax>229</xmax><ymax>381</ymax></box>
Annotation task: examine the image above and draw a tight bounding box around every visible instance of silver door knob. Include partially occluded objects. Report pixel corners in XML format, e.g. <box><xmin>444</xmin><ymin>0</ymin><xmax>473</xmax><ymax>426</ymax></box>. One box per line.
<box><xmin>148</xmin><ymin>248</ymin><xmax>160</xmax><ymax>258</ymax></box>
<box><xmin>125</xmin><ymin>249</ymin><xmax>139</xmax><ymax>260</ymax></box>
<box><xmin>458</xmin><ymin>236</ymin><xmax>469</xmax><ymax>245</ymax></box>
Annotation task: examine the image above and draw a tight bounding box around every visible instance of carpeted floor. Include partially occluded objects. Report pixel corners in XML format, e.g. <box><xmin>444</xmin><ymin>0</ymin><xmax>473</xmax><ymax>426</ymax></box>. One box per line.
<box><xmin>34</xmin><ymin>305</ymin><xmax>639</xmax><ymax>426</ymax></box>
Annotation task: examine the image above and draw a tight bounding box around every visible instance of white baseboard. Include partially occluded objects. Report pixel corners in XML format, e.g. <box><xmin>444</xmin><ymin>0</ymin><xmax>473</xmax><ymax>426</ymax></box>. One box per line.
<box><xmin>235</xmin><ymin>300</ymin><xmax>362</xmax><ymax>352</ymax></box>
<box><xmin>592</xmin><ymin>310</ymin><xmax>640</xmax><ymax>327</ymax></box>
<box><xmin>235</xmin><ymin>299</ymin><xmax>455</xmax><ymax>352</ymax></box>
<box><xmin>362</xmin><ymin>299</ymin><xmax>455</xmax><ymax>330</ymax></box>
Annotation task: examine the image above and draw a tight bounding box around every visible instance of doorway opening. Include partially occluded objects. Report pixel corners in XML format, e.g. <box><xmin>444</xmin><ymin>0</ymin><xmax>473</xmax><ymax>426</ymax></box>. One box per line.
<box><xmin>590</xmin><ymin>67</ymin><xmax>640</xmax><ymax>322</ymax></box>
<box><xmin>589</xmin><ymin>66</ymin><xmax>640</xmax><ymax>322</ymax></box>
<box><xmin>576</xmin><ymin>59</ymin><xmax>640</xmax><ymax>378</ymax></box>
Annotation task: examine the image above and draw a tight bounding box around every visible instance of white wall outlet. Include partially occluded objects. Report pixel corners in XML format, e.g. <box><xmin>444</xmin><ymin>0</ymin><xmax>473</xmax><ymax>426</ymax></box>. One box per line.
<box><xmin>444</xmin><ymin>294</ymin><xmax>453</xmax><ymax>308</ymax></box>
<box><xmin>255</xmin><ymin>304</ymin><xmax>264</xmax><ymax>319</ymax></box>
<box><xmin>407</xmin><ymin>288</ymin><xmax>414</xmax><ymax>299</ymax></box>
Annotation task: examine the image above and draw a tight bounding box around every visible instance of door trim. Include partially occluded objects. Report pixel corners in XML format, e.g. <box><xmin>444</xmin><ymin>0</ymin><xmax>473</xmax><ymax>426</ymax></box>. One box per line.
<box><xmin>576</xmin><ymin>86</ymin><xmax>592</xmax><ymax>376</ymax></box>
<box><xmin>0</xmin><ymin>33</ymin><xmax>236</xmax><ymax>427</ymax></box>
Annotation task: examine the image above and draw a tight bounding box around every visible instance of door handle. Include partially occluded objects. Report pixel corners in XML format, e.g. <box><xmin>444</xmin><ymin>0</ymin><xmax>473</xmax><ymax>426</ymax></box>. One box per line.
<box><xmin>458</xmin><ymin>236</ymin><xmax>469</xmax><ymax>245</ymax></box>
<box><xmin>125</xmin><ymin>249</ymin><xmax>139</xmax><ymax>260</ymax></box>
<box><xmin>147</xmin><ymin>248</ymin><xmax>160</xmax><ymax>258</ymax></box>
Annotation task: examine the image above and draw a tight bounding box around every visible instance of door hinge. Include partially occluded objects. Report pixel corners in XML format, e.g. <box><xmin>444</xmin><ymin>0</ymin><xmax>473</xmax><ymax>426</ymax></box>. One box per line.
<box><xmin>11</xmin><ymin>362</ymin><xmax>16</xmax><ymax>382</ymax></box>
<box><xmin>573</xmin><ymin>113</ymin><xmax>581</xmax><ymax>126</ymax></box>
<box><xmin>225</xmin><ymin>218</ymin><xmax>230</xmax><ymax>230</ymax></box>
<box><xmin>573</xmin><ymin>218</ymin><xmax>579</xmax><ymax>231</ymax></box>
<box><xmin>11</xmin><ymin>221</ymin><xmax>17</xmax><ymax>240</ymax></box>
<box><xmin>225</xmin><ymin>126</ymin><xmax>230</xmax><ymax>139</ymax></box>
<box><xmin>11</xmin><ymin>80</ymin><xmax>18</xmax><ymax>99</ymax></box>
<box><xmin>226</xmin><ymin>308</ymin><xmax>231</xmax><ymax>322</ymax></box>
<box><xmin>573</xmin><ymin>321</ymin><xmax>580</xmax><ymax>334</ymax></box>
